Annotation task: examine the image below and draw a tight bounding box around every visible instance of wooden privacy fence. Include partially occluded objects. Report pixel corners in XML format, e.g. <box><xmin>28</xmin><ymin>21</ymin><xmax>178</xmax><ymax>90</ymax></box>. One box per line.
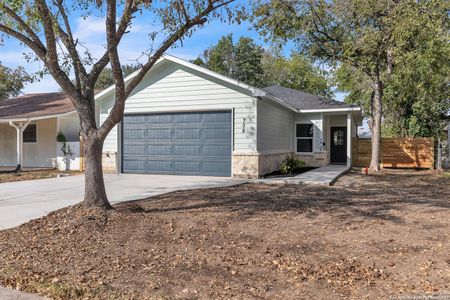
<box><xmin>352</xmin><ymin>138</ymin><xmax>434</xmax><ymax>169</ymax></box>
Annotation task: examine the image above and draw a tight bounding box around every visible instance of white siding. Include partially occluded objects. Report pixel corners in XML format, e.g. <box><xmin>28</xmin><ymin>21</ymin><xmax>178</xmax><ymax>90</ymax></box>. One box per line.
<box><xmin>257</xmin><ymin>98</ymin><xmax>292</xmax><ymax>153</ymax></box>
<box><xmin>0</xmin><ymin>118</ymin><xmax>57</xmax><ymax>167</ymax></box>
<box><xmin>99</xmin><ymin>61</ymin><xmax>257</xmax><ymax>153</ymax></box>
<box><xmin>59</xmin><ymin>113</ymin><xmax>80</xmax><ymax>142</ymax></box>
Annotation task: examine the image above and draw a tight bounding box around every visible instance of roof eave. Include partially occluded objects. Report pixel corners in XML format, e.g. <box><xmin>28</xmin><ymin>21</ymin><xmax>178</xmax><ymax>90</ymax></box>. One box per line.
<box><xmin>0</xmin><ymin>110</ymin><xmax>77</xmax><ymax>123</ymax></box>
<box><xmin>298</xmin><ymin>107</ymin><xmax>361</xmax><ymax>113</ymax></box>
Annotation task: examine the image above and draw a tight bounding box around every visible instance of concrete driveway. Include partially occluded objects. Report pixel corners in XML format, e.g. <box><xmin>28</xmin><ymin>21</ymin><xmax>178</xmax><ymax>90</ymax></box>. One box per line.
<box><xmin>0</xmin><ymin>174</ymin><xmax>246</xmax><ymax>230</ymax></box>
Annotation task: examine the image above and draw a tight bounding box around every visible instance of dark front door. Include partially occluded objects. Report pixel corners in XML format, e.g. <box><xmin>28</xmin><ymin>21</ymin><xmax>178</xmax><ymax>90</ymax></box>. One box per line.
<box><xmin>330</xmin><ymin>126</ymin><xmax>347</xmax><ymax>164</ymax></box>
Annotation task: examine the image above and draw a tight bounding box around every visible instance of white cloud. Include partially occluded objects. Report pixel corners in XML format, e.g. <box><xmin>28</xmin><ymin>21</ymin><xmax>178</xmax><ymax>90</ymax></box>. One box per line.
<box><xmin>74</xmin><ymin>16</ymin><xmax>107</xmax><ymax>42</ymax></box>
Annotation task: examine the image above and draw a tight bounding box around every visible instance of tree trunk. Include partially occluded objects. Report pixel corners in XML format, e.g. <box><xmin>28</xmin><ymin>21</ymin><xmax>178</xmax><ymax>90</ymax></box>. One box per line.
<box><xmin>81</xmin><ymin>134</ymin><xmax>112</xmax><ymax>209</ymax></box>
<box><xmin>369</xmin><ymin>78</ymin><xmax>383</xmax><ymax>172</ymax></box>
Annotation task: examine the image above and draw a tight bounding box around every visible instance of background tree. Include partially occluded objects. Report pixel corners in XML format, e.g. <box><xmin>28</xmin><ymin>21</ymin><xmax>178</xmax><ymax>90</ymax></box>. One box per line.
<box><xmin>192</xmin><ymin>35</ymin><xmax>264</xmax><ymax>86</ymax></box>
<box><xmin>232</xmin><ymin>37</ymin><xmax>264</xmax><ymax>87</ymax></box>
<box><xmin>252</xmin><ymin>0</ymin><xmax>449</xmax><ymax>172</ymax></box>
<box><xmin>0</xmin><ymin>63</ymin><xmax>31</xmax><ymax>100</ymax></box>
<box><xmin>194</xmin><ymin>35</ymin><xmax>331</xmax><ymax>93</ymax></box>
<box><xmin>0</xmin><ymin>0</ymin><xmax>239</xmax><ymax>208</ymax></box>
<box><xmin>261</xmin><ymin>50</ymin><xmax>332</xmax><ymax>97</ymax></box>
<box><xmin>95</xmin><ymin>64</ymin><xmax>140</xmax><ymax>90</ymax></box>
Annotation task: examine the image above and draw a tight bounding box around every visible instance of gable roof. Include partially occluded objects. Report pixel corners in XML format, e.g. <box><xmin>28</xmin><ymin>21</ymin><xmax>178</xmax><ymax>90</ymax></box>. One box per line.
<box><xmin>0</xmin><ymin>93</ymin><xmax>75</xmax><ymax>121</ymax></box>
<box><xmin>0</xmin><ymin>55</ymin><xmax>361</xmax><ymax>121</ymax></box>
<box><xmin>94</xmin><ymin>54</ymin><xmax>267</xmax><ymax>101</ymax></box>
<box><xmin>263</xmin><ymin>85</ymin><xmax>359</xmax><ymax>112</ymax></box>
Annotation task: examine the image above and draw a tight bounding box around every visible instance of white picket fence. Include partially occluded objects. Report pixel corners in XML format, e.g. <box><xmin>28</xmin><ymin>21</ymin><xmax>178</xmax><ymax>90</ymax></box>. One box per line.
<box><xmin>56</xmin><ymin>142</ymin><xmax>82</xmax><ymax>171</ymax></box>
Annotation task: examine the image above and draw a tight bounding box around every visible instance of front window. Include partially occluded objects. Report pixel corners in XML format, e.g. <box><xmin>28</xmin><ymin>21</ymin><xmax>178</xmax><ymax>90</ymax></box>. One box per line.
<box><xmin>296</xmin><ymin>123</ymin><xmax>313</xmax><ymax>153</ymax></box>
<box><xmin>23</xmin><ymin>124</ymin><xmax>37</xmax><ymax>143</ymax></box>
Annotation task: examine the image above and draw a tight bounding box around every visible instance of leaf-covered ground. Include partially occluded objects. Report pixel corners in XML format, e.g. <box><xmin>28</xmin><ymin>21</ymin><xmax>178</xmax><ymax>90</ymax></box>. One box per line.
<box><xmin>0</xmin><ymin>169</ymin><xmax>81</xmax><ymax>183</ymax></box>
<box><xmin>0</xmin><ymin>169</ymin><xmax>449</xmax><ymax>299</ymax></box>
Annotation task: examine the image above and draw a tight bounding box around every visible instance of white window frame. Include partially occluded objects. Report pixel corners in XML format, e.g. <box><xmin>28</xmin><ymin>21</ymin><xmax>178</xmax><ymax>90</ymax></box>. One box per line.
<box><xmin>23</xmin><ymin>123</ymin><xmax>38</xmax><ymax>144</ymax></box>
<box><xmin>295</xmin><ymin>122</ymin><xmax>314</xmax><ymax>154</ymax></box>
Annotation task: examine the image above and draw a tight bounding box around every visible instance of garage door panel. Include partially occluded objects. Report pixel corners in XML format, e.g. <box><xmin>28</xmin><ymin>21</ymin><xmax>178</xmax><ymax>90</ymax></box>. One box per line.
<box><xmin>147</xmin><ymin>128</ymin><xmax>172</xmax><ymax>139</ymax></box>
<box><xmin>173</xmin><ymin>161</ymin><xmax>201</xmax><ymax>172</ymax></box>
<box><xmin>123</xmin><ymin>159</ymin><xmax>147</xmax><ymax>171</ymax></box>
<box><xmin>174</xmin><ymin>128</ymin><xmax>201</xmax><ymax>139</ymax></box>
<box><xmin>146</xmin><ymin>145</ymin><xmax>172</xmax><ymax>155</ymax></box>
<box><xmin>203</xmin><ymin>128</ymin><xmax>231</xmax><ymax>139</ymax></box>
<box><xmin>146</xmin><ymin>114</ymin><xmax>172</xmax><ymax>123</ymax></box>
<box><xmin>174</xmin><ymin>113</ymin><xmax>201</xmax><ymax>123</ymax></box>
<box><xmin>122</xmin><ymin>111</ymin><xmax>231</xmax><ymax>176</ymax></box>
<box><xmin>123</xmin><ymin>145</ymin><xmax>146</xmax><ymax>155</ymax></box>
<box><xmin>173</xmin><ymin>145</ymin><xmax>201</xmax><ymax>155</ymax></box>
<box><xmin>147</xmin><ymin>160</ymin><xmax>172</xmax><ymax>172</ymax></box>
<box><xmin>203</xmin><ymin>145</ymin><xmax>231</xmax><ymax>156</ymax></box>
<box><xmin>203</xmin><ymin>112</ymin><xmax>231</xmax><ymax>122</ymax></box>
<box><xmin>124</xmin><ymin>115</ymin><xmax>146</xmax><ymax>124</ymax></box>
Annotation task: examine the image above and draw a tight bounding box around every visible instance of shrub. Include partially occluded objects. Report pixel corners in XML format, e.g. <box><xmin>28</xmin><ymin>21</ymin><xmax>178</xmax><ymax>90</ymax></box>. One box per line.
<box><xmin>56</xmin><ymin>132</ymin><xmax>67</xmax><ymax>143</ymax></box>
<box><xmin>279</xmin><ymin>154</ymin><xmax>306</xmax><ymax>174</ymax></box>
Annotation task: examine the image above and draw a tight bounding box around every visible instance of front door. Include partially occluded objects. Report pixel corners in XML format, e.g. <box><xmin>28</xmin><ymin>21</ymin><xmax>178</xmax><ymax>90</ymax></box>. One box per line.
<box><xmin>330</xmin><ymin>127</ymin><xmax>347</xmax><ymax>164</ymax></box>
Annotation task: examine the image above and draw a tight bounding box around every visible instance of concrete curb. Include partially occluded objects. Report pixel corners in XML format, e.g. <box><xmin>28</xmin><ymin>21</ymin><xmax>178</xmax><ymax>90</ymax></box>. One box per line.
<box><xmin>254</xmin><ymin>165</ymin><xmax>350</xmax><ymax>186</ymax></box>
<box><xmin>0</xmin><ymin>287</ymin><xmax>47</xmax><ymax>300</ymax></box>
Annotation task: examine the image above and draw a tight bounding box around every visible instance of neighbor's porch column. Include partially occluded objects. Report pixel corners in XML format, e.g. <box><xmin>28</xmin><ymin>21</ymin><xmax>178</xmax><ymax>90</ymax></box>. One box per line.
<box><xmin>346</xmin><ymin>113</ymin><xmax>352</xmax><ymax>167</ymax></box>
<box><xmin>9</xmin><ymin>120</ymin><xmax>30</xmax><ymax>169</ymax></box>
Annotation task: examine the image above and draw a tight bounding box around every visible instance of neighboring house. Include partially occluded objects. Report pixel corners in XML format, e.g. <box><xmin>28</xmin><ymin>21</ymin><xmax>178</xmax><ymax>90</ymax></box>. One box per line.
<box><xmin>0</xmin><ymin>55</ymin><xmax>363</xmax><ymax>177</ymax></box>
<box><xmin>0</xmin><ymin>93</ymin><xmax>80</xmax><ymax>169</ymax></box>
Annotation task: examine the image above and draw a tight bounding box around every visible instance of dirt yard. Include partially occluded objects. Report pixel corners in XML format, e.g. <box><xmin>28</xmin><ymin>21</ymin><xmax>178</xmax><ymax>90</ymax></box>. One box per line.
<box><xmin>0</xmin><ymin>169</ymin><xmax>449</xmax><ymax>299</ymax></box>
<box><xmin>0</xmin><ymin>169</ymin><xmax>81</xmax><ymax>183</ymax></box>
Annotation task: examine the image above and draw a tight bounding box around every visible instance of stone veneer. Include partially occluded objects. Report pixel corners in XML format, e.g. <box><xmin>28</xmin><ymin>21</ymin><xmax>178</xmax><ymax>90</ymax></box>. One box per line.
<box><xmin>103</xmin><ymin>151</ymin><xmax>330</xmax><ymax>178</ymax></box>
<box><xmin>296</xmin><ymin>151</ymin><xmax>329</xmax><ymax>167</ymax></box>
<box><xmin>233</xmin><ymin>151</ymin><xmax>331</xmax><ymax>178</ymax></box>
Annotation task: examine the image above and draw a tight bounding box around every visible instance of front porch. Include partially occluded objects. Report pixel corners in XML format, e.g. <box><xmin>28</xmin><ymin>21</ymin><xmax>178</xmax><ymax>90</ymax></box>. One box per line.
<box><xmin>294</xmin><ymin>112</ymin><xmax>358</xmax><ymax>168</ymax></box>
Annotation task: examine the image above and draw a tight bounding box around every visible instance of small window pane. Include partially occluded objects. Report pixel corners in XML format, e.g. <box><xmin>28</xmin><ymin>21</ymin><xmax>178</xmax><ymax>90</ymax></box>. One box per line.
<box><xmin>334</xmin><ymin>130</ymin><xmax>344</xmax><ymax>146</ymax></box>
<box><xmin>297</xmin><ymin>139</ymin><xmax>313</xmax><ymax>152</ymax></box>
<box><xmin>296</xmin><ymin>124</ymin><xmax>313</xmax><ymax>137</ymax></box>
<box><xmin>23</xmin><ymin>124</ymin><xmax>37</xmax><ymax>143</ymax></box>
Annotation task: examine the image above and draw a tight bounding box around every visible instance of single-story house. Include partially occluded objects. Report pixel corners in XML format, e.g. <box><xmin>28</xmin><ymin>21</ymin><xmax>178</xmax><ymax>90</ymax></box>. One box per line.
<box><xmin>0</xmin><ymin>55</ymin><xmax>363</xmax><ymax>177</ymax></box>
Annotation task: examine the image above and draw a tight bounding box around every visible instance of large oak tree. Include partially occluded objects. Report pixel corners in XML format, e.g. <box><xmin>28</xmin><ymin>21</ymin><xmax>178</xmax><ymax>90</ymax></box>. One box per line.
<box><xmin>0</xmin><ymin>0</ymin><xmax>239</xmax><ymax>208</ymax></box>
<box><xmin>251</xmin><ymin>0</ymin><xmax>449</xmax><ymax>171</ymax></box>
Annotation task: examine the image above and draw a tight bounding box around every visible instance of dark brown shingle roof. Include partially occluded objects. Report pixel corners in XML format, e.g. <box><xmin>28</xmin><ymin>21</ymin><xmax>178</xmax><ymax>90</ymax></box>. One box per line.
<box><xmin>263</xmin><ymin>85</ymin><xmax>358</xmax><ymax>110</ymax></box>
<box><xmin>0</xmin><ymin>93</ymin><xmax>75</xmax><ymax>120</ymax></box>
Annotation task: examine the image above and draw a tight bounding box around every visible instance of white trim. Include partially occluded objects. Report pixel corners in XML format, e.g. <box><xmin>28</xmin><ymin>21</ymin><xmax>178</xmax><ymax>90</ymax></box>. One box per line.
<box><xmin>294</xmin><ymin>121</ymin><xmax>314</xmax><ymax>154</ymax></box>
<box><xmin>298</xmin><ymin>107</ymin><xmax>361</xmax><ymax>113</ymax></box>
<box><xmin>0</xmin><ymin>110</ymin><xmax>76</xmax><ymax>123</ymax></box>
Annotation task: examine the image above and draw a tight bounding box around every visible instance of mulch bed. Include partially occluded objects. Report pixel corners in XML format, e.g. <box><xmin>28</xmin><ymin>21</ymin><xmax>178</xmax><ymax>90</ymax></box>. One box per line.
<box><xmin>261</xmin><ymin>167</ymin><xmax>317</xmax><ymax>178</ymax></box>
<box><xmin>0</xmin><ymin>169</ymin><xmax>449</xmax><ymax>299</ymax></box>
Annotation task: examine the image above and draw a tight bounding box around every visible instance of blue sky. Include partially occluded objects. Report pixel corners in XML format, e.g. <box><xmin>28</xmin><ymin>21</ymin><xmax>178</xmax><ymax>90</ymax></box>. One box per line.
<box><xmin>0</xmin><ymin>3</ymin><xmax>343</xmax><ymax>103</ymax></box>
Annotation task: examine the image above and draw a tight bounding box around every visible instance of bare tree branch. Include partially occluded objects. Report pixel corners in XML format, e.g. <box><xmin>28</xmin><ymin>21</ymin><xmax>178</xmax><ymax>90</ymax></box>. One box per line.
<box><xmin>0</xmin><ymin>3</ymin><xmax>46</xmax><ymax>51</ymax></box>
<box><xmin>0</xmin><ymin>24</ymin><xmax>46</xmax><ymax>59</ymax></box>
<box><xmin>87</xmin><ymin>0</ymin><xmax>137</xmax><ymax>90</ymax></box>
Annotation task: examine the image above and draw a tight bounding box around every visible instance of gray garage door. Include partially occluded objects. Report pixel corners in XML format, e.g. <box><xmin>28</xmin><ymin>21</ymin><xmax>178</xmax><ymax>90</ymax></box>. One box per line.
<box><xmin>122</xmin><ymin>111</ymin><xmax>232</xmax><ymax>176</ymax></box>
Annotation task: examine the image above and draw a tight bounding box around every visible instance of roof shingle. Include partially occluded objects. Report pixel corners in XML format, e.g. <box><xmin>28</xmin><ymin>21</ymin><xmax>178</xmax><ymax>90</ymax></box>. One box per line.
<box><xmin>0</xmin><ymin>93</ymin><xmax>75</xmax><ymax>120</ymax></box>
<box><xmin>263</xmin><ymin>85</ymin><xmax>358</xmax><ymax>110</ymax></box>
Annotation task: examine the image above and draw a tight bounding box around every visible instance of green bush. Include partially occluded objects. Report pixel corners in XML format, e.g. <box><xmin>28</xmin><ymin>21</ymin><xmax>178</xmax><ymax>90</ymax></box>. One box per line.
<box><xmin>279</xmin><ymin>154</ymin><xmax>306</xmax><ymax>174</ymax></box>
<box><xmin>56</xmin><ymin>132</ymin><xmax>67</xmax><ymax>143</ymax></box>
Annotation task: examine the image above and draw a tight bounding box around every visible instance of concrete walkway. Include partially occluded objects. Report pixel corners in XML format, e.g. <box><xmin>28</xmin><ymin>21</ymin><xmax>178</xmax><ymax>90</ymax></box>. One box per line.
<box><xmin>0</xmin><ymin>174</ymin><xmax>246</xmax><ymax>230</ymax></box>
<box><xmin>0</xmin><ymin>287</ymin><xmax>47</xmax><ymax>300</ymax></box>
<box><xmin>256</xmin><ymin>165</ymin><xmax>349</xmax><ymax>186</ymax></box>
